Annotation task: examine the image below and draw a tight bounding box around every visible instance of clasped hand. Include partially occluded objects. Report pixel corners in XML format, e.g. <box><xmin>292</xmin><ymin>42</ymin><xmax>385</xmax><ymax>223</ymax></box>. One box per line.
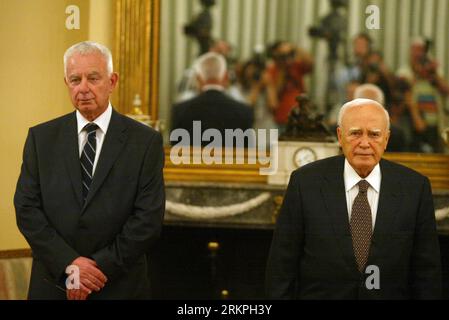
<box><xmin>66</xmin><ymin>256</ymin><xmax>107</xmax><ymax>300</ymax></box>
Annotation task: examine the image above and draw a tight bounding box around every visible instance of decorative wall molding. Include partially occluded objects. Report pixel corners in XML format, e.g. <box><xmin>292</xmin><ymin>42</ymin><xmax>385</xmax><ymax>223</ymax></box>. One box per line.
<box><xmin>0</xmin><ymin>249</ymin><xmax>31</xmax><ymax>259</ymax></box>
<box><xmin>166</xmin><ymin>192</ymin><xmax>271</xmax><ymax>219</ymax></box>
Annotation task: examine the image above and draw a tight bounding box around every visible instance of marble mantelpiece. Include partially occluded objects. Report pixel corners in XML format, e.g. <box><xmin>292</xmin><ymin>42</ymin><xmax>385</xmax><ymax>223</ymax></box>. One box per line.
<box><xmin>165</xmin><ymin>181</ymin><xmax>449</xmax><ymax>235</ymax></box>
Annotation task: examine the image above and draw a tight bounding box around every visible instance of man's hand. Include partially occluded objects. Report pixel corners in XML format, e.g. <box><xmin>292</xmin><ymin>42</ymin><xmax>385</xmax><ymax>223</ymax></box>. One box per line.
<box><xmin>68</xmin><ymin>257</ymin><xmax>108</xmax><ymax>295</ymax></box>
<box><xmin>66</xmin><ymin>289</ymin><xmax>89</xmax><ymax>301</ymax></box>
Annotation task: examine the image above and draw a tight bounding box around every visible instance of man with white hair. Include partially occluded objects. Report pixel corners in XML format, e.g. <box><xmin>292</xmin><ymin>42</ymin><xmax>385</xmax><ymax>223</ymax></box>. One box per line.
<box><xmin>14</xmin><ymin>41</ymin><xmax>165</xmax><ymax>300</ymax></box>
<box><xmin>171</xmin><ymin>52</ymin><xmax>253</xmax><ymax>147</ymax></box>
<box><xmin>176</xmin><ymin>39</ymin><xmax>243</xmax><ymax>103</ymax></box>
<box><xmin>353</xmin><ymin>83</ymin><xmax>385</xmax><ymax>104</ymax></box>
<box><xmin>267</xmin><ymin>98</ymin><xmax>441</xmax><ymax>299</ymax></box>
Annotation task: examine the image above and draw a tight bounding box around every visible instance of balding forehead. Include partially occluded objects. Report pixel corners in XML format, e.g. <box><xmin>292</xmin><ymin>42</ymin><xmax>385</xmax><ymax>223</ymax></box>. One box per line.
<box><xmin>338</xmin><ymin>98</ymin><xmax>390</xmax><ymax>129</ymax></box>
<box><xmin>343</xmin><ymin>98</ymin><xmax>383</xmax><ymax>109</ymax></box>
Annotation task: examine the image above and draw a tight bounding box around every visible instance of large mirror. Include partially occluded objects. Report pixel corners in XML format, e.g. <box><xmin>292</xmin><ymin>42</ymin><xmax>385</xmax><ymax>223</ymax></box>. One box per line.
<box><xmin>115</xmin><ymin>0</ymin><xmax>449</xmax><ymax>188</ymax></box>
<box><xmin>158</xmin><ymin>0</ymin><xmax>449</xmax><ymax>152</ymax></box>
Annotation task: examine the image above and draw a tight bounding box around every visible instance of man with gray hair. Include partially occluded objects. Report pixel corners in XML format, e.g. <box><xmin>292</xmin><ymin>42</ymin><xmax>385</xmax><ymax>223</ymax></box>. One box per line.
<box><xmin>353</xmin><ymin>83</ymin><xmax>385</xmax><ymax>105</ymax></box>
<box><xmin>14</xmin><ymin>41</ymin><xmax>165</xmax><ymax>300</ymax></box>
<box><xmin>267</xmin><ymin>98</ymin><xmax>441</xmax><ymax>299</ymax></box>
<box><xmin>171</xmin><ymin>52</ymin><xmax>253</xmax><ymax>147</ymax></box>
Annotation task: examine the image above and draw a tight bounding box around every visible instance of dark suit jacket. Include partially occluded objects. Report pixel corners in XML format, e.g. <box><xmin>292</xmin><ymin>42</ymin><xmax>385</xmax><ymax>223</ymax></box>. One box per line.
<box><xmin>171</xmin><ymin>89</ymin><xmax>254</xmax><ymax>147</ymax></box>
<box><xmin>14</xmin><ymin>109</ymin><xmax>165</xmax><ymax>299</ymax></box>
<box><xmin>266</xmin><ymin>155</ymin><xmax>442</xmax><ymax>299</ymax></box>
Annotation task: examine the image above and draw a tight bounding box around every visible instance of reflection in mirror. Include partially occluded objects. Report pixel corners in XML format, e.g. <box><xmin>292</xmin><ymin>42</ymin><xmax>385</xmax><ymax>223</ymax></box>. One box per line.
<box><xmin>158</xmin><ymin>0</ymin><xmax>449</xmax><ymax>154</ymax></box>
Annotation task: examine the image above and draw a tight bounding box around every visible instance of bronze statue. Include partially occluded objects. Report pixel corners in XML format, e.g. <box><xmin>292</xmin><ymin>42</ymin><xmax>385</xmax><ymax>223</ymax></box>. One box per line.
<box><xmin>281</xmin><ymin>95</ymin><xmax>335</xmax><ymax>142</ymax></box>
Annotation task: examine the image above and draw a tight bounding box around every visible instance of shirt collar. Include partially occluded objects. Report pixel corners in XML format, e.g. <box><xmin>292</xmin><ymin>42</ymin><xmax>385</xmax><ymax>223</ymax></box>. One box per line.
<box><xmin>76</xmin><ymin>103</ymin><xmax>112</xmax><ymax>135</ymax></box>
<box><xmin>202</xmin><ymin>84</ymin><xmax>225</xmax><ymax>92</ymax></box>
<box><xmin>344</xmin><ymin>158</ymin><xmax>381</xmax><ymax>193</ymax></box>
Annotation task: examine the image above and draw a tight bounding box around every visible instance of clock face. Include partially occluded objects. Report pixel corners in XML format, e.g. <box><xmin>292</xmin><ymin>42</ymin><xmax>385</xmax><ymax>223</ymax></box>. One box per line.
<box><xmin>293</xmin><ymin>147</ymin><xmax>317</xmax><ymax>168</ymax></box>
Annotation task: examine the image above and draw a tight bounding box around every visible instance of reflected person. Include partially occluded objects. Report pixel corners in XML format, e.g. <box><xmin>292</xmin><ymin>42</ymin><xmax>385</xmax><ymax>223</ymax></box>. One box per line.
<box><xmin>171</xmin><ymin>52</ymin><xmax>253</xmax><ymax>148</ymax></box>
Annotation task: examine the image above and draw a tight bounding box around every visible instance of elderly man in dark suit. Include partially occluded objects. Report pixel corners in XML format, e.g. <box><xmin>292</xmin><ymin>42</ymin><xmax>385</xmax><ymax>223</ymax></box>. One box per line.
<box><xmin>171</xmin><ymin>52</ymin><xmax>253</xmax><ymax>148</ymax></box>
<box><xmin>14</xmin><ymin>41</ymin><xmax>165</xmax><ymax>300</ymax></box>
<box><xmin>266</xmin><ymin>98</ymin><xmax>441</xmax><ymax>299</ymax></box>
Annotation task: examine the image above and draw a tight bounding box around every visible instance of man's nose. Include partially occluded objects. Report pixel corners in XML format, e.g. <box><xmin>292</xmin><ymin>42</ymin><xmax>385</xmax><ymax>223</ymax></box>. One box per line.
<box><xmin>78</xmin><ymin>78</ymin><xmax>90</xmax><ymax>93</ymax></box>
<box><xmin>359</xmin><ymin>134</ymin><xmax>370</xmax><ymax>147</ymax></box>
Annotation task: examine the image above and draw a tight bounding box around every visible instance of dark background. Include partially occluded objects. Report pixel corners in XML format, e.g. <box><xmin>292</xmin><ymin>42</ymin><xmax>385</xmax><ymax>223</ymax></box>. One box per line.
<box><xmin>148</xmin><ymin>225</ymin><xmax>449</xmax><ymax>299</ymax></box>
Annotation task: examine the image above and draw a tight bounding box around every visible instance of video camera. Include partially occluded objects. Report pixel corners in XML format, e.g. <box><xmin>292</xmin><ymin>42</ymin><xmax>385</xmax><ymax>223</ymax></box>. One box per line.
<box><xmin>183</xmin><ymin>0</ymin><xmax>215</xmax><ymax>38</ymax></box>
<box><xmin>308</xmin><ymin>0</ymin><xmax>348</xmax><ymax>40</ymax></box>
<box><xmin>308</xmin><ymin>0</ymin><xmax>348</xmax><ymax>65</ymax></box>
<box><xmin>240</xmin><ymin>49</ymin><xmax>267</xmax><ymax>88</ymax></box>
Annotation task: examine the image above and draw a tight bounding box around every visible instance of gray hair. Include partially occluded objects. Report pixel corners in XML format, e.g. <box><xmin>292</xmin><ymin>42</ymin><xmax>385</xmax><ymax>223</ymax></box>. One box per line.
<box><xmin>353</xmin><ymin>83</ymin><xmax>385</xmax><ymax>105</ymax></box>
<box><xmin>63</xmin><ymin>41</ymin><xmax>113</xmax><ymax>78</ymax></box>
<box><xmin>193</xmin><ymin>52</ymin><xmax>227</xmax><ymax>81</ymax></box>
<box><xmin>337</xmin><ymin>98</ymin><xmax>390</xmax><ymax>130</ymax></box>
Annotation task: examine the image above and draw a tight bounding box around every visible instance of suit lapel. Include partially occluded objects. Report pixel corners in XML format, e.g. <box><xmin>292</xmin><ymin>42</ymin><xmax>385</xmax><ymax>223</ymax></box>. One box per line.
<box><xmin>82</xmin><ymin>109</ymin><xmax>127</xmax><ymax>211</ymax></box>
<box><xmin>368</xmin><ymin>159</ymin><xmax>402</xmax><ymax>262</ymax></box>
<box><xmin>321</xmin><ymin>156</ymin><xmax>359</xmax><ymax>272</ymax></box>
<box><xmin>62</xmin><ymin>112</ymin><xmax>83</xmax><ymax>208</ymax></box>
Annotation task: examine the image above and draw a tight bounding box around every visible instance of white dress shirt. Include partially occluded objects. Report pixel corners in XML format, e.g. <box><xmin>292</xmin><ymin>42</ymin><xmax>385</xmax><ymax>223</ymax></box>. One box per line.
<box><xmin>344</xmin><ymin>159</ymin><xmax>381</xmax><ymax>229</ymax></box>
<box><xmin>202</xmin><ymin>84</ymin><xmax>225</xmax><ymax>92</ymax></box>
<box><xmin>76</xmin><ymin>103</ymin><xmax>112</xmax><ymax>175</ymax></box>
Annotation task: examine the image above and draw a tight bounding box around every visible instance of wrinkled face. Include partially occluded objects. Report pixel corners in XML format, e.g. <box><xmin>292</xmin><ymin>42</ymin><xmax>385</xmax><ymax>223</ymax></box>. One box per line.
<box><xmin>337</xmin><ymin>103</ymin><xmax>390</xmax><ymax>177</ymax></box>
<box><xmin>65</xmin><ymin>52</ymin><xmax>118</xmax><ymax>120</ymax></box>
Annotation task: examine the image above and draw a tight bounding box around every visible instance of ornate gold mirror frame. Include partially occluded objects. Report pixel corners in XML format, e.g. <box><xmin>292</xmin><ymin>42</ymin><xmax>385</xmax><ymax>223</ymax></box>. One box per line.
<box><xmin>114</xmin><ymin>0</ymin><xmax>159</xmax><ymax>118</ymax></box>
<box><xmin>114</xmin><ymin>0</ymin><xmax>449</xmax><ymax>190</ymax></box>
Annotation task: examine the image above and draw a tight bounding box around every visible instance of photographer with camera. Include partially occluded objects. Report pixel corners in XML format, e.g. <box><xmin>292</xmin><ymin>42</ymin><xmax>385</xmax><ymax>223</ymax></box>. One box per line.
<box><xmin>361</xmin><ymin>50</ymin><xmax>395</xmax><ymax>107</ymax></box>
<box><xmin>264</xmin><ymin>41</ymin><xmax>314</xmax><ymax>130</ymax></box>
<box><xmin>409</xmin><ymin>37</ymin><xmax>449</xmax><ymax>153</ymax></box>
<box><xmin>411</xmin><ymin>38</ymin><xmax>449</xmax><ymax>90</ymax></box>
<box><xmin>335</xmin><ymin>33</ymin><xmax>373</xmax><ymax>106</ymax></box>
<box><xmin>388</xmin><ymin>69</ymin><xmax>422</xmax><ymax>151</ymax></box>
<box><xmin>237</xmin><ymin>45</ymin><xmax>276</xmax><ymax>131</ymax></box>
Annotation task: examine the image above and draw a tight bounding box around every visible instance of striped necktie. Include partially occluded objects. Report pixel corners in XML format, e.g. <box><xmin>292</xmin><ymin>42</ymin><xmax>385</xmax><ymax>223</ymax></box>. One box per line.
<box><xmin>80</xmin><ymin>123</ymin><xmax>98</xmax><ymax>202</ymax></box>
<box><xmin>350</xmin><ymin>179</ymin><xmax>373</xmax><ymax>273</ymax></box>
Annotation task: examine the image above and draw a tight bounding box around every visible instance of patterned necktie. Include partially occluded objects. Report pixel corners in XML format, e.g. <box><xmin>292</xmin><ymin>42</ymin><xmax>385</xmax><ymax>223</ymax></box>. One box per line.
<box><xmin>350</xmin><ymin>180</ymin><xmax>372</xmax><ymax>273</ymax></box>
<box><xmin>80</xmin><ymin>123</ymin><xmax>98</xmax><ymax>202</ymax></box>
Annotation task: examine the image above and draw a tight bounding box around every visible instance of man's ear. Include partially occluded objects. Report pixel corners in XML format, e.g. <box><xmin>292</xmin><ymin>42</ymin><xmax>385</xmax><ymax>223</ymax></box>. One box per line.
<box><xmin>64</xmin><ymin>77</ymin><xmax>68</xmax><ymax>86</ymax></box>
<box><xmin>337</xmin><ymin>126</ymin><xmax>343</xmax><ymax>146</ymax></box>
<box><xmin>384</xmin><ymin>129</ymin><xmax>391</xmax><ymax>150</ymax></box>
<box><xmin>222</xmin><ymin>71</ymin><xmax>229</xmax><ymax>87</ymax></box>
<box><xmin>109</xmin><ymin>72</ymin><xmax>119</xmax><ymax>90</ymax></box>
<box><xmin>196</xmin><ymin>75</ymin><xmax>205</xmax><ymax>90</ymax></box>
